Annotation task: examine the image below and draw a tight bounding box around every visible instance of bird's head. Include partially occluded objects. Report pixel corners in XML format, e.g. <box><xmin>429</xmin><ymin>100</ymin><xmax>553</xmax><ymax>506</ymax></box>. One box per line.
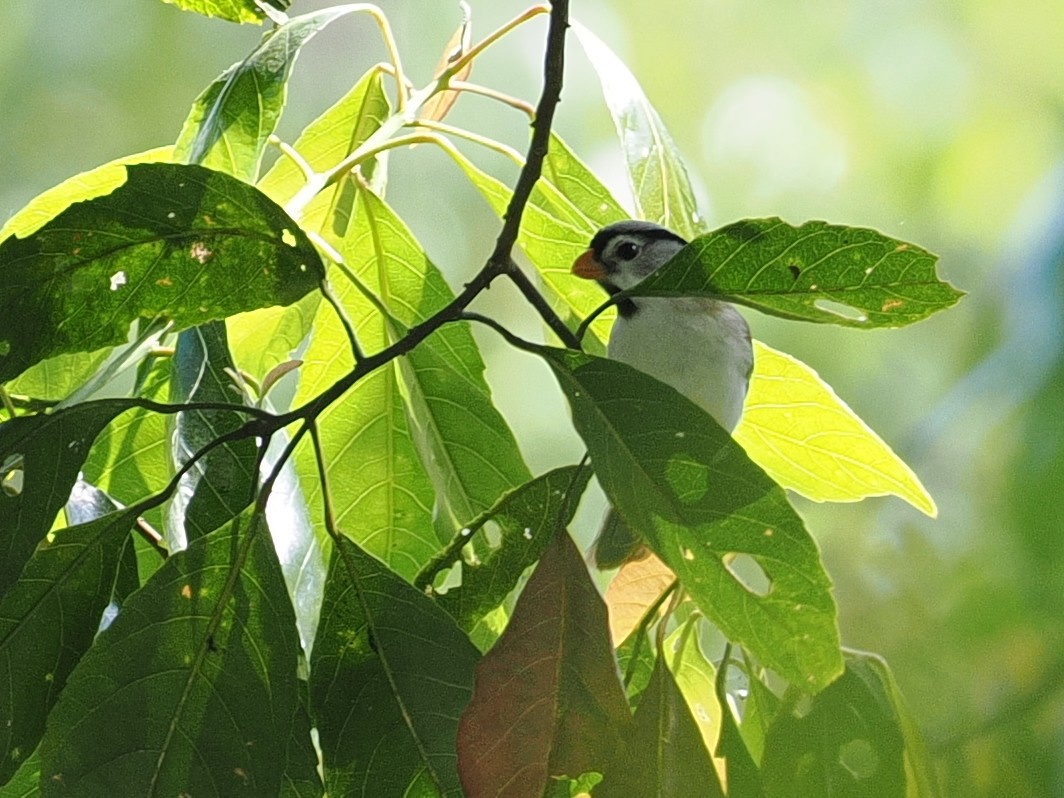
<box><xmin>571</xmin><ymin>221</ymin><xmax>688</xmax><ymax>294</ymax></box>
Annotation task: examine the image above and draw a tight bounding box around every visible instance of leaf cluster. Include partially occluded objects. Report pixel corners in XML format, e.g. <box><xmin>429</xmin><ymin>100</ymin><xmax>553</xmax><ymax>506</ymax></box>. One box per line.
<box><xmin>0</xmin><ymin>2</ymin><xmax>960</xmax><ymax>796</ymax></box>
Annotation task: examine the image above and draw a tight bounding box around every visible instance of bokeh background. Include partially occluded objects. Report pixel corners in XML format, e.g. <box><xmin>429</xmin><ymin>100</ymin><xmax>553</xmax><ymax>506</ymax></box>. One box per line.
<box><xmin>3</xmin><ymin>1</ymin><xmax>1063</xmax><ymax>794</ymax></box>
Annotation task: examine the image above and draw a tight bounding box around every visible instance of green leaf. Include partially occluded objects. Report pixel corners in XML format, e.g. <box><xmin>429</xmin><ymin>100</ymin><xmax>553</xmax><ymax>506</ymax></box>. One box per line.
<box><xmin>309</xmin><ymin>537</ymin><xmax>479</xmax><ymax>798</ymax></box>
<box><xmin>168</xmin><ymin>322</ymin><xmax>257</xmax><ymax>546</ymax></box>
<box><xmin>0</xmin><ymin>401</ymin><xmax>130</xmax><ymax>597</ymax></box>
<box><xmin>598</xmin><ymin>654</ymin><xmax>723</xmax><ymax>797</ymax></box>
<box><xmin>849</xmin><ymin>651</ymin><xmax>943</xmax><ymax>798</ymax></box>
<box><xmin>736</xmin><ymin>341</ymin><xmax>937</xmax><ymax>515</ymax></box>
<box><xmin>760</xmin><ymin>653</ymin><xmax>918</xmax><ymax>798</ymax></box>
<box><xmin>258</xmin><ymin>66</ymin><xmax>392</xmax><ymax>225</ymax></box>
<box><xmin>174</xmin><ymin>7</ymin><xmax>354</xmax><ymax>179</ymax></box>
<box><xmin>428</xmin><ymin>465</ymin><xmax>592</xmax><ymax>634</ymax></box>
<box><xmin>450</xmin><ymin>133</ymin><xmax>628</xmax><ymax>347</ymax></box>
<box><xmin>0</xmin><ymin>163</ymin><xmax>324</xmax><ymax>383</ymax></box>
<box><xmin>573</xmin><ymin>23</ymin><xmax>704</xmax><ymax>240</ymax></box>
<box><xmin>351</xmin><ymin>188</ymin><xmax>532</xmax><ymax>535</ymax></box>
<box><xmin>0</xmin><ymin>746</ymin><xmax>39</xmax><ymax>797</ymax></box>
<box><xmin>630</xmin><ymin>218</ymin><xmax>964</xmax><ymax>328</ymax></box>
<box><xmin>715</xmin><ymin>655</ymin><xmax>764</xmax><ymax>797</ymax></box>
<box><xmin>291</xmin><ymin>233</ymin><xmax>437</xmax><ymax>581</ymax></box>
<box><xmin>232</xmin><ymin>64</ymin><xmax>394</xmax><ymax>381</ymax></box>
<box><xmin>540</xmin><ymin>346</ymin><xmax>842</xmax><ymax>691</ymax></box>
<box><xmin>160</xmin><ymin>0</ymin><xmax>280</xmax><ymax>24</ymax></box>
<box><xmin>40</xmin><ymin>512</ymin><xmax>310</xmax><ymax>796</ymax></box>
<box><xmin>0</xmin><ymin>507</ymin><xmax>139</xmax><ymax>786</ymax></box>
<box><xmin>457</xmin><ymin>531</ymin><xmax>633</xmax><ymax>797</ymax></box>
<box><xmin>0</xmin><ymin>147</ymin><xmax>174</xmax><ymax>244</ymax></box>
<box><xmin>668</xmin><ymin>621</ymin><xmax>725</xmax><ymax>775</ymax></box>
<box><xmin>80</xmin><ymin>363</ymin><xmax>172</xmax><ymax>580</ymax></box>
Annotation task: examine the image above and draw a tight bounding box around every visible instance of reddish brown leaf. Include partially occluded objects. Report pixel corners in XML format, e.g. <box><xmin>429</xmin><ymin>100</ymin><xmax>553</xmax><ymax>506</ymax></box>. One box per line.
<box><xmin>457</xmin><ymin>530</ymin><xmax>633</xmax><ymax>797</ymax></box>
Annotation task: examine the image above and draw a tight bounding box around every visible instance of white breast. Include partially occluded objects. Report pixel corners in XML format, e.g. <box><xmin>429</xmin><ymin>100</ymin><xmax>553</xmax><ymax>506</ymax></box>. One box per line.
<box><xmin>607</xmin><ymin>297</ymin><xmax>753</xmax><ymax>432</ymax></box>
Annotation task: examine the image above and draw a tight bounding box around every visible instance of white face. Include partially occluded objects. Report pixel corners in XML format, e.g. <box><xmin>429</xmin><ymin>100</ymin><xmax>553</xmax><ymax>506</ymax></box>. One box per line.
<box><xmin>599</xmin><ymin>233</ymin><xmax>686</xmax><ymax>291</ymax></box>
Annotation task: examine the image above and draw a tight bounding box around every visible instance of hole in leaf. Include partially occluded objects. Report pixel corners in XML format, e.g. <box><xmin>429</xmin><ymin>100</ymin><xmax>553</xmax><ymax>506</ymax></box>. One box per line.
<box><xmin>813</xmin><ymin>298</ymin><xmax>867</xmax><ymax>323</ymax></box>
<box><xmin>725</xmin><ymin>553</ymin><xmax>771</xmax><ymax>596</ymax></box>
<box><xmin>787</xmin><ymin>263</ymin><xmax>801</xmax><ymax>280</ymax></box>
<box><xmin>1</xmin><ymin>453</ymin><xmax>25</xmax><ymax>497</ymax></box>
<box><xmin>838</xmin><ymin>738</ymin><xmax>878</xmax><ymax>780</ymax></box>
<box><xmin>281</xmin><ymin>228</ymin><xmax>298</xmax><ymax>247</ymax></box>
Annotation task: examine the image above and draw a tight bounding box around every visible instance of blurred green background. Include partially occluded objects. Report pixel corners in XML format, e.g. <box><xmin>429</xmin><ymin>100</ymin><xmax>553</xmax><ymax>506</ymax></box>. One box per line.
<box><xmin>3</xmin><ymin>1</ymin><xmax>1063</xmax><ymax>794</ymax></box>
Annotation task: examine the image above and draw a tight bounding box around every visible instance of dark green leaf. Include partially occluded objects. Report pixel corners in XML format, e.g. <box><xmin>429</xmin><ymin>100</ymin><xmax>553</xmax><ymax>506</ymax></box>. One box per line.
<box><xmin>457</xmin><ymin>531</ymin><xmax>633</xmax><ymax>798</ymax></box>
<box><xmin>539</xmin><ymin>346</ymin><xmax>843</xmax><ymax>690</ymax></box>
<box><xmin>631</xmin><ymin>218</ymin><xmax>964</xmax><ymax>328</ymax></box>
<box><xmin>310</xmin><ymin>537</ymin><xmax>479</xmax><ymax>798</ymax></box>
<box><xmin>427</xmin><ymin>465</ymin><xmax>592</xmax><ymax>634</ymax></box>
<box><xmin>573</xmin><ymin>23</ymin><xmax>704</xmax><ymax>240</ymax></box>
<box><xmin>281</xmin><ymin>679</ymin><xmax>325</xmax><ymax>798</ymax></box>
<box><xmin>598</xmin><ymin>655</ymin><xmax>723</xmax><ymax>797</ymax></box>
<box><xmin>0</xmin><ymin>402</ymin><xmax>130</xmax><ymax>597</ymax></box>
<box><xmin>175</xmin><ymin>7</ymin><xmax>354</xmax><ymax>179</ymax></box>
<box><xmin>0</xmin><ymin>163</ymin><xmax>323</xmax><ymax>383</ymax></box>
<box><xmin>40</xmin><ymin>513</ymin><xmax>309</xmax><ymax>796</ymax></box>
<box><xmin>760</xmin><ymin>656</ymin><xmax>910</xmax><ymax>798</ymax></box>
<box><xmin>0</xmin><ymin>507</ymin><xmax>139</xmax><ymax>786</ymax></box>
<box><xmin>715</xmin><ymin>655</ymin><xmax>764</xmax><ymax>798</ymax></box>
<box><xmin>168</xmin><ymin>322</ymin><xmax>257</xmax><ymax>546</ymax></box>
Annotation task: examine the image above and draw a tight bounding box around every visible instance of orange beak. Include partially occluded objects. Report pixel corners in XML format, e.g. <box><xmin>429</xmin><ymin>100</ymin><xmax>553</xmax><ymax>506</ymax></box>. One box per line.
<box><xmin>572</xmin><ymin>249</ymin><xmax>606</xmax><ymax>280</ymax></box>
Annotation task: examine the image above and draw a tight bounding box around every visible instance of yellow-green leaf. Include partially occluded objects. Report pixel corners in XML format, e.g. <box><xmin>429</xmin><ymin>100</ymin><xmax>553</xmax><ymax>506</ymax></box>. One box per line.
<box><xmin>735</xmin><ymin>341</ymin><xmax>936</xmax><ymax>517</ymax></box>
<box><xmin>0</xmin><ymin>146</ymin><xmax>173</xmax><ymax>243</ymax></box>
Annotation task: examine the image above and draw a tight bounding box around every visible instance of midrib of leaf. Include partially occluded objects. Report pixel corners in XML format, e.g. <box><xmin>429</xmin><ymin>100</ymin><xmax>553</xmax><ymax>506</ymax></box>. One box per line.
<box><xmin>148</xmin><ymin>514</ymin><xmax>262</xmax><ymax>795</ymax></box>
<box><xmin>359</xmin><ymin>191</ymin><xmax>438</xmax><ymax>549</ymax></box>
<box><xmin>360</xmin><ymin>189</ymin><xmax>498</xmax><ymax>526</ymax></box>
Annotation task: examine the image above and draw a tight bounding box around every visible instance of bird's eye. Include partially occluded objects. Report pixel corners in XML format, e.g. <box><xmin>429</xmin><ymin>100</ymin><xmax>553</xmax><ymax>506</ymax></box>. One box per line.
<box><xmin>615</xmin><ymin>241</ymin><xmax>640</xmax><ymax>261</ymax></box>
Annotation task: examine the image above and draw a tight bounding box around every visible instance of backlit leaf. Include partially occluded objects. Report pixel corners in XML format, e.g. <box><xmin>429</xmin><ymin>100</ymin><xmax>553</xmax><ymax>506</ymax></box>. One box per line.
<box><xmin>0</xmin><ymin>163</ymin><xmax>323</xmax><ymax>383</ymax></box>
<box><xmin>310</xmin><ymin>537</ymin><xmax>478</xmax><ymax>797</ymax></box>
<box><xmin>630</xmin><ymin>218</ymin><xmax>963</xmax><ymax>328</ymax></box>
<box><xmin>573</xmin><ymin>23</ymin><xmax>704</xmax><ymax>240</ymax></box>
<box><xmin>160</xmin><ymin>0</ymin><xmax>279</xmax><ymax>24</ymax></box>
<box><xmin>604</xmin><ymin>552</ymin><xmax>674</xmax><ymax>646</ymax></box>
<box><xmin>736</xmin><ymin>341</ymin><xmax>937</xmax><ymax>515</ymax></box>
<box><xmin>540</xmin><ymin>346</ymin><xmax>842</xmax><ymax>690</ymax></box>
<box><xmin>451</xmin><ymin>133</ymin><xmax>627</xmax><ymax>347</ymax></box>
<box><xmin>457</xmin><ymin>531</ymin><xmax>633</xmax><ymax>798</ymax></box>
<box><xmin>351</xmin><ymin>188</ymin><xmax>532</xmax><ymax>536</ymax></box>
<box><xmin>175</xmin><ymin>7</ymin><xmax>355</xmax><ymax>179</ymax></box>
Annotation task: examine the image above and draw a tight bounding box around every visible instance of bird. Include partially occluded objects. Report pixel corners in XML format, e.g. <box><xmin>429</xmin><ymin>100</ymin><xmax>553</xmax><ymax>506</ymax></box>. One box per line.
<box><xmin>571</xmin><ymin>220</ymin><xmax>754</xmax><ymax>568</ymax></box>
